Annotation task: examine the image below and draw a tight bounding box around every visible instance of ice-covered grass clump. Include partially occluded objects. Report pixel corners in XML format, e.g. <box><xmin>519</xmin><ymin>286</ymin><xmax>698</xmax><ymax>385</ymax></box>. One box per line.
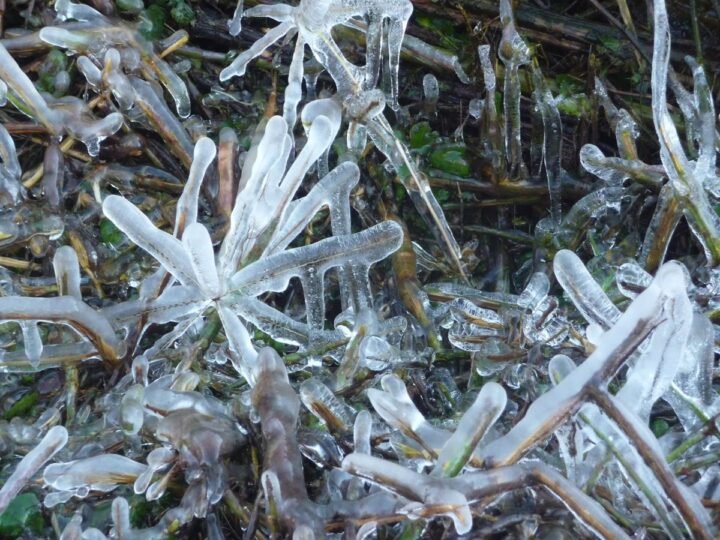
<box><xmin>0</xmin><ymin>0</ymin><xmax>717</xmax><ymax>537</ymax></box>
<box><xmin>101</xmin><ymin>101</ymin><xmax>403</xmax><ymax>383</ymax></box>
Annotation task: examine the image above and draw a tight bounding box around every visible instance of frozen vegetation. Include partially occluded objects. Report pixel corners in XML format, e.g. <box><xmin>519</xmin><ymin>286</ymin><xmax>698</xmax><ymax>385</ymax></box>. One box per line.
<box><xmin>0</xmin><ymin>0</ymin><xmax>718</xmax><ymax>537</ymax></box>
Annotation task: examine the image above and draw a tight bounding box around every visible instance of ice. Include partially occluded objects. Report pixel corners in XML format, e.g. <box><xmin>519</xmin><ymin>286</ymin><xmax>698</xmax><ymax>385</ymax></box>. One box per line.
<box><xmin>120</xmin><ymin>384</ymin><xmax>145</xmax><ymax>435</ymax></box>
<box><xmin>174</xmin><ymin>138</ymin><xmax>217</xmax><ymax>232</ymax></box>
<box><xmin>477</xmin><ymin>45</ymin><xmax>498</xmax><ymax>157</ymax></box>
<box><xmin>616</xmin><ymin>261</ymin><xmax>652</xmax><ymax>299</ymax></box>
<box><xmin>42</xmin><ymin>142</ymin><xmax>64</xmax><ymax>208</ymax></box>
<box><xmin>103</xmin><ymin>195</ymin><xmax>197</xmax><ymax>287</ymax></box>
<box><xmin>553</xmin><ymin>249</ymin><xmax>620</xmax><ymax>329</ymax></box>
<box><xmin>0</xmin><ymin>42</ymin><xmax>122</xmax><ymax>156</ymax></box>
<box><xmin>582</xmin><ymin>144</ymin><xmax>664</xmax><ymax>189</ymax></box>
<box><xmin>0</xmin><ymin>425</ymin><xmax>68</xmax><ymax>513</ymax></box>
<box><xmin>479</xmin><ymin>258</ymin><xmax>690</xmax><ymax>467</ymax></box>
<box><xmin>368</xmin><ymin>374</ymin><xmax>449</xmax><ymax>456</ymax></box>
<box><xmin>531</xmin><ymin>67</ymin><xmax>563</xmax><ymax>224</ymax></box>
<box><xmin>252</xmin><ymin>348</ymin><xmax>321</xmax><ymax>533</ymax></box>
<box><xmin>300</xmin><ymin>378</ymin><xmax>356</xmax><ymax>433</ymax></box>
<box><xmin>103</xmin><ymin>49</ymin><xmax>134</xmax><ymax>111</ymax></box>
<box><xmin>342</xmin><ymin>453</ymin><xmax>472</xmax><ymax>535</ymax></box>
<box><xmin>663</xmin><ymin>313</ymin><xmax>716</xmax><ymax>432</ymax></box>
<box><xmin>130</xmin><ymin>78</ymin><xmax>194</xmax><ymax>168</ymax></box>
<box><xmin>650</xmin><ymin>0</ymin><xmax>720</xmax><ymax>263</ymax></box>
<box><xmin>228</xmin><ymin>0</ymin><xmax>244</xmax><ymax>35</ymax></box>
<box><xmin>40</xmin><ymin>0</ymin><xmax>191</xmax><ymax>119</ymax></box>
<box><xmin>44</xmin><ymin>454</ymin><xmax>148</xmax><ymax>504</ymax></box>
<box><xmin>221</xmin><ymin>22</ymin><xmax>295</xmax><ymax>81</ymax></box>
<box><xmin>20</xmin><ymin>322</ymin><xmax>43</xmax><ymax>368</ymax></box>
<box><xmin>517</xmin><ymin>272</ymin><xmax>550</xmax><ymax>311</ymax></box>
<box><xmin>183</xmin><ymin>224</ymin><xmax>220</xmax><ymax>298</ymax></box>
<box><xmin>433</xmin><ymin>383</ymin><xmax>506</xmax><ymax>478</ymax></box>
<box><xmin>422</xmin><ymin>74</ymin><xmax>439</xmax><ymax>116</ymax></box>
<box><xmin>0</xmin><ymin>296</ymin><xmax>124</xmax><ymax>364</ymax></box>
<box><xmin>498</xmin><ymin>0</ymin><xmax>530</xmax><ymax>178</ymax></box>
<box><xmin>283</xmin><ymin>36</ymin><xmax>307</xmax><ymax>131</ymax></box>
<box><xmin>220</xmin><ymin>0</ymin><xmax>465</xmax><ymax>276</ymax></box>
<box><xmin>0</xmin><ymin>124</ymin><xmax>22</xmax><ymax>206</ymax></box>
<box><xmin>353</xmin><ymin>410</ymin><xmax>372</xmax><ymax>456</ymax></box>
<box><xmin>228</xmin><ymin>221</ymin><xmax>402</xmax><ymax>313</ymax></box>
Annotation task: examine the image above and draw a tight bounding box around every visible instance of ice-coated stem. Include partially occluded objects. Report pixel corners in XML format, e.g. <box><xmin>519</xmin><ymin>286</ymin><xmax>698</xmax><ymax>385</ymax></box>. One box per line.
<box><xmin>591</xmin><ymin>389</ymin><xmax>713</xmax><ymax>539</ymax></box>
<box><xmin>252</xmin><ymin>347</ymin><xmax>320</xmax><ymax>534</ymax></box>
<box><xmin>531</xmin><ymin>67</ymin><xmax>563</xmax><ymax>225</ymax></box>
<box><xmin>368</xmin><ymin>115</ymin><xmax>467</xmax><ymax>280</ymax></box>
<box><xmin>478</xmin><ymin>260</ymin><xmax>684</xmax><ymax>467</ymax></box>
<box><xmin>432</xmin><ymin>382</ymin><xmax>506</xmax><ymax>478</ymax></box>
<box><xmin>343</xmin><ymin>455</ymin><xmax>630</xmax><ymax>539</ymax></box>
<box><xmin>0</xmin><ymin>426</ymin><xmax>68</xmax><ymax>513</ymax></box>
<box><xmin>0</xmin><ymin>42</ymin><xmax>61</xmax><ymax>134</ymax></box>
<box><xmin>0</xmin><ymin>296</ymin><xmax>124</xmax><ymax>363</ymax></box>
<box><xmin>651</xmin><ymin>0</ymin><xmax>720</xmax><ymax>264</ymax></box>
<box><xmin>553</xmin><ymin>250</ymin><xmax>621</xmax><ymax>329</ymax></box>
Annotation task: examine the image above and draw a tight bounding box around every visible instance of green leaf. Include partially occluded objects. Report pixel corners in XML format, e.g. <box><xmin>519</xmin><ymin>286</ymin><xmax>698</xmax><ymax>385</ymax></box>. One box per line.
<box><xmin>3</xmin><ymin>391</ymin><xmax>39</xmax><ymax>420</ymax></box>
<box><xmin>0</xmin><ymin>493</ymin><xmax>44</xmax><ymax>538</ymax></box>
<box><xmin>100</xmin><ymin>218</ymin><xmax>123</xmax><ymax>246</ymax></box>
<box><xmin>429</xmin><ymin>144</ymin><xmax>470</xmax><ymax>177</ymax></box>
<box><xmin>409</xmin><ymin>121</ymin><xmax>439</xmax><ymax>150</ymax></box>
<box><xmin>170</xmin><ymin>0</ymin><xmax>195</xmax><ymax>26</ymax></box>
<box><xmin>651</xmin><ymin>418</ymin><xmax>670</xmax><ymax>438</ymax></box>
<box><xmin>138</xmin><ymin>5</ymin><xmax>167</xmax><ymax>40</ymax></box>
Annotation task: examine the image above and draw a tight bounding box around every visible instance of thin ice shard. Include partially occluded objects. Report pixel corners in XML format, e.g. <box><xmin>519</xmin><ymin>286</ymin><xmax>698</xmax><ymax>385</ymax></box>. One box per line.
<box><xmin>531</xmin><ymin>67</ymin><xmax>563</xmax><ymax>224</ymax></box>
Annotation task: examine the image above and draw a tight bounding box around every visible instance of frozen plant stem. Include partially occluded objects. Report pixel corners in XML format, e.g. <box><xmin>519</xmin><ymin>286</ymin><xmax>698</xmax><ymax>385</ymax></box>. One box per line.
<box><xmin>0</xmin><ymin>426</ymin><xmax>68</xmax><ymax>513</ymax></box>
<box><xmin>650</xmin><ymin>0</ymin><xmax>720</xmax><ymax>264</ymax></box>
<box><xmin>478</xmin><ymin>259</ymin><xmax>713</xmax><ymax>538</ymax></box>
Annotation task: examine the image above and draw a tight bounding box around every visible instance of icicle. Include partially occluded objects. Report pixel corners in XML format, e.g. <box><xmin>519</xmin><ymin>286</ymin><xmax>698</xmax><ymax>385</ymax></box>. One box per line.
<box><xmin>498</xmin><ymin>0</ymin><xmax>530</xmax><ymax>178</ymax></box>
<box><xmin>228</xmin><ymin>0</ymin><xmax>244</xmax><ymax>36</ymax></box>
<box><xmin>531</xmin><ymin>67</ymin><xmax>563</xmax><ymax>224</ymax></box>
<box><xmin>42</xmin><ymin>142</ymin><xmax>64</xmax><ymax>208</ymax></box>
<box><xmin>353</xmin><ymin>410</ymin><xmax>372</xmax><ymax>455</ymax></box>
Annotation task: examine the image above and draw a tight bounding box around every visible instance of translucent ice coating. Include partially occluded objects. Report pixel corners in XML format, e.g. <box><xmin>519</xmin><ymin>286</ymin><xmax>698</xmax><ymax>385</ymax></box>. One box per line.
<box><xmin>220</xmin><ymin>0</ymin><xmax>466</xmax><ymax>278</ymax></box>
<box><xmin>103</xmin><ymin>107</ymin><xmax>402</xmax><ymax>382</ymax></box>
<box><xmin>39</xmin><ymin>0</ymin><xmax>190</xmax><ymax>119</ymax></box>
<box><xmin>477</xmin><ymin>256</ymin><xmax>713</xmax><ymax>538</ymax></box>
<box><xmin>531</xmin><ymin>67</ymin><xmax>563</xmax><ymax>224</ymax></box>
<box><xmin>0</xmin><ymin>42</ymin><xmax>123</xmax><ymax>156</ymax></box>
<box><xmin>0</xmin><ymin>426</ymin><xmax>68</xmax><ymax>513</ymax></box>
<box><xmin>252</xmin><ymin>348</ymin><xmax>321</xmax><ymax>533</ymax></box>
<box><xmin>43</xmin><ymin>454</ymin><xmax>147</xmax><ymax>506</ymax></box>
<box><xmin>221</xmin><ymin>0</ymin><xmax>412</xmax><ymax>111</ymax></box>
<box><xmin>0</xmin><ymin>123</ymin><xmax>23</xmax><ymax>206</ymax></box>
<box><xmin>498</xmin><ymin>0</ymin><xmax>530</xmax><ymax>178</ymax></box>
<box><xmin>554</xmin><ymin>250</ymin><xmax>620</xmax><ymax>329</ymax></box>
<box><xmin>648</xmin><ymin>0</ymin><xmax>720</xmax><ymax>264</ymax></box>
